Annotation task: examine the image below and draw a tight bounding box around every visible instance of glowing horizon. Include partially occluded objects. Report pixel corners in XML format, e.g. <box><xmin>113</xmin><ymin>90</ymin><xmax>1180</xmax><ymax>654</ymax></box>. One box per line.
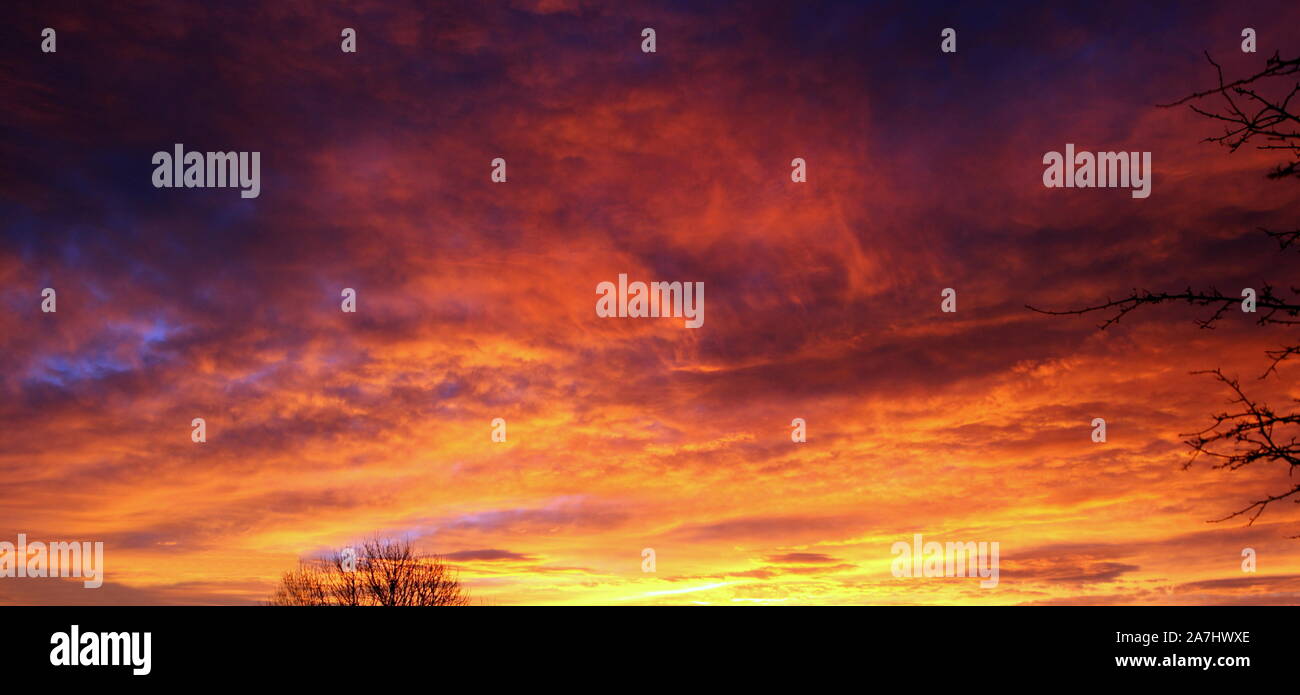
<box><xmin>3</xmin><ymin>0</ymin><xmax>1300</xmax><ymax>606</ymax></box>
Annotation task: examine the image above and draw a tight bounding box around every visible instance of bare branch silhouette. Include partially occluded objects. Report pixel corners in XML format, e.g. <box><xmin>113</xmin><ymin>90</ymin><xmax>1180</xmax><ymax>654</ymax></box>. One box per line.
<box><xmin>1263</xmin><ymin>226</ymin><xmax>1300</xmax><ymax>251</ymax></box>
<box><xmin>267</xmin><ymin>538</ymin><xmax>471</xmax><ymax>606</ymax></box>
<box><xmin>1033</xmin><ymin>51</ymin><xmax>1300</xmax><ymax>532</ymax></box>
<box><xmin>1159</xmin><ymin>52</ymin><xmax>1300</xmax><ymax>157</ymax></box>
<box><xmin>1158</xmin><ymin>51</ymin><xmax>1300</xmax><ymax>245</ymax></box>
<box><xmin>1181</xmin><ymin>370</ymin><xmax>1300</xmax><ymax>535</ymax></box>
<box><xmin>1028</xmin><ymin>287</ymin><xmax>1300</xmax><ymax>332</ymax></box>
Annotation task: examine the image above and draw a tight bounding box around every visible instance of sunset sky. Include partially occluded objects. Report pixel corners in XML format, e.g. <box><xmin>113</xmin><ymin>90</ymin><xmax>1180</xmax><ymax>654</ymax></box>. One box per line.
<box><xmin>3</xmin><ymin>0</ymin><xmax>1300</xmax><ymax>605</ymax></box>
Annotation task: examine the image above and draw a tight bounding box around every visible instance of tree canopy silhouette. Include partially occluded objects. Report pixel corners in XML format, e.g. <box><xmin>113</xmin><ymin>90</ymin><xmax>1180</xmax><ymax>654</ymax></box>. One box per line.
<box><xmin>268</xmin><ymin>538</ymin><xmax>471</xmax><ymax>606</ymax></box>
<box><xmin>1030</xmin><ymin>51</ymin><xmax>1300</xmax><ymax>534</ymax></box>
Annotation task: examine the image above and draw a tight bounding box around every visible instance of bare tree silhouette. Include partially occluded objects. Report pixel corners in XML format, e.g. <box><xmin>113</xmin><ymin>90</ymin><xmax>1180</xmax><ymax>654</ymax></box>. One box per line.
<box><xmin>1029</xmin><ymin>51</ymin><xmax>1300</xmax><ymax>534</ymax></box>
<box><xmin>268</xmin><ymin>538</ymin><xmax>471</xmax><ymax>606</ymax></box>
